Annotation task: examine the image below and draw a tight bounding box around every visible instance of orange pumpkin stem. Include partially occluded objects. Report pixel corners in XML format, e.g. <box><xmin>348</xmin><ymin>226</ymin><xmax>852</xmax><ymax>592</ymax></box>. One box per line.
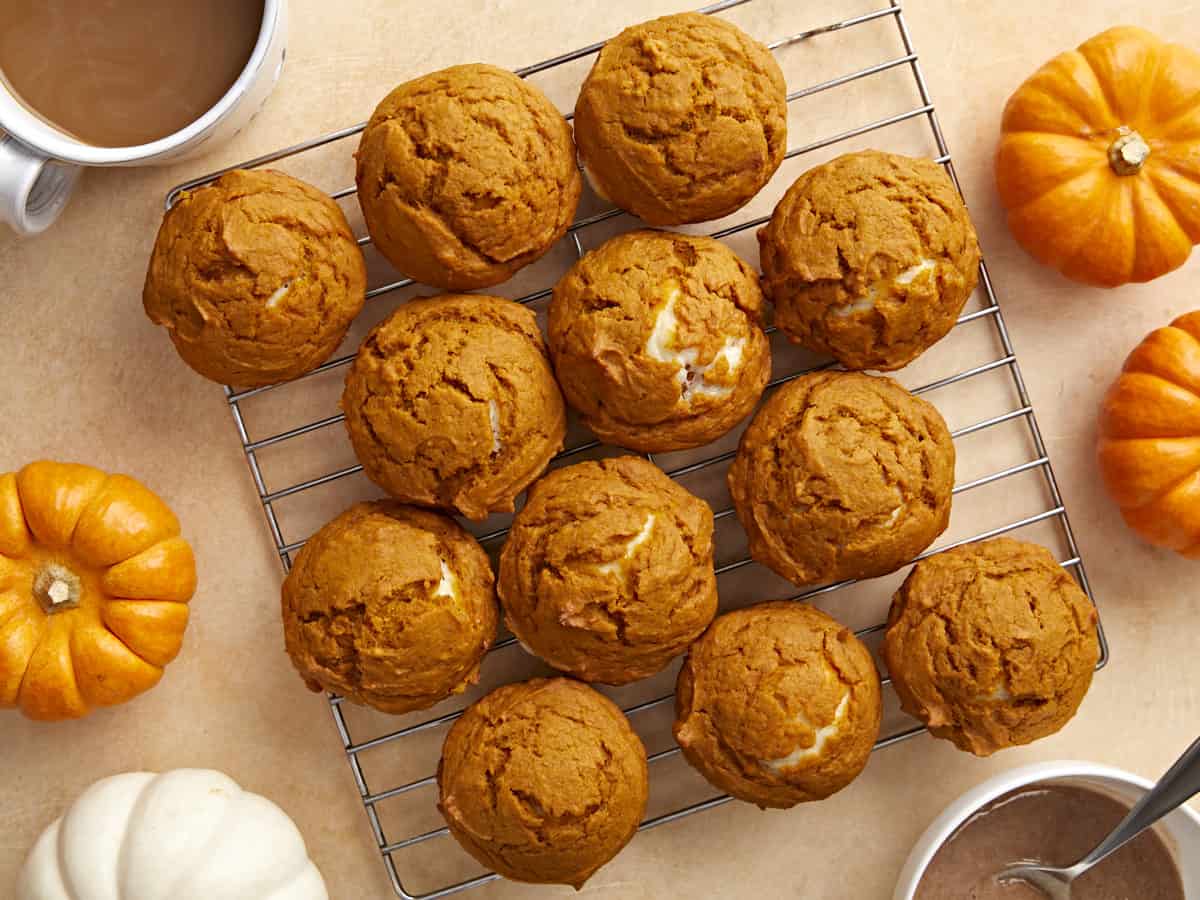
<box><xmin>1108</xmin><ymin>127</ymin><xmax>1150</xmax><ymax>176</ymax></box>
<box><xmin>32</xmin><ymin>562</ymin><xmax>82</xmax><ymax>614</ymax></box>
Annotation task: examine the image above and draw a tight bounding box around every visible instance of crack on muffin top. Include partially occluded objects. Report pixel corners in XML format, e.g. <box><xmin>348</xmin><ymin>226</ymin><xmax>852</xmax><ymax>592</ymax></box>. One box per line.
<box><xmin>280</xmin><ymin>501</ymin><xmax>497</xmax><ymax>715</ymax></box>
<box><xmin>883</xmin><ymin>537</ymin><xmax>1100</xmax><ymax>756</ymax></box>
<box><xmin>498</xmin><ymin>456</ymin><xmax>717</xmax><ymax>684</ymax></box>
<box><xmin>758</xmin><ymin>150</ymin><xmax>981</xmax><ymax>371</ymax></box>
<box><xmin>728</xmin><ymin>371</ymin><xmax>955</xmax><ymax>586</ymax></box>
<box><xmin>356</xmin><ymin>64</ymin><xmax>581</xmax><ymax>289</ymax></box>
<box><xmin>673</xmin><ymin>602</ymin><xmax>882</xmax><ymax>809</ymax></box>
<box><xmin>573</xmin><ymin>13</ymin><xmax>787</xmax><ymax>225</ymax></box>
<box><xmin>438</xmin><ymin>678</ymin><xmax>648</xmax><ymax>888</ymax></box>
<box><xmin>549</xmin><ymin>230</ymin><xmax>771</xmax><ymax>453</ymax></box>
<box><xmin>143</xmin><ymin>168</ymin><xmax>367</xmax><ymax>387</ymax></box>
<box><xmin>342</xmin><ymin>294</ymin><xmax>565</xmax><ymax>520</ymax></box>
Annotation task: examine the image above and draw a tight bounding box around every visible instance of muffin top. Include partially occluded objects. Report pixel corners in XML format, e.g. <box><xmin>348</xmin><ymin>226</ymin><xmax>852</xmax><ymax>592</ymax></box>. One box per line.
<box><xmin>355</xmin><ymin>64</ymin><xmax>581</xmax><ymax>290</ymax></box>
<box><xmin>884</xmin><ymin>538</ymin><xmax>1100</xmax><ymax>756</ymax></box>
<box><xmin>675</xmin><ymin>602</ymin><xmax>882</xmax><ymax>809</ymax></box>
<box><xmin>438</xmin><ymin>677</ymin><xmax>648</xmax><ymax>888</ymax></box>
<box><xmin>549</xmin><ymin>230</ymin><xmax>771</xmax><ymax>452</ymax></box>
<box><xmin>143</xmin><ymin>168</ymin><xmax>367</xmax><ymax>388</ymax></box>
<box><xmin>342</xmin><ymin>294</ymin><xmax>566</xmax><ymax>521</ymax></box>
<box><xmin>498</xmin><ymin>456</ymin><xmax>717</xmax><ymax>684</ymax></box>
<box><xmin>574</xmin><ymin>13</ymin><xmax>787</xmax><ymax>225</ymax></box>
<box><xmin>281</xmin><ymin>501</ymin><xmax>497</xmax><ymax>715</ymax></box>
<box><xmin>758</xmin><ymin>150</ymin><xmax>980</xmax><ymax>371</ymax></box>
<box><xmin>728</xmin><ymin>371</ymin><xmax>955</xmax><ymax>585</ymax></box>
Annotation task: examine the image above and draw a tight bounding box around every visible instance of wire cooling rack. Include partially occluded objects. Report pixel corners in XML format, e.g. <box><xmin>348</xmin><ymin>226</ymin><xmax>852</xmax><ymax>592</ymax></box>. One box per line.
<box><xmin>169</xmin><ymin>1</ymin><xmax>1110</xmax><ymax>896</ymax></box>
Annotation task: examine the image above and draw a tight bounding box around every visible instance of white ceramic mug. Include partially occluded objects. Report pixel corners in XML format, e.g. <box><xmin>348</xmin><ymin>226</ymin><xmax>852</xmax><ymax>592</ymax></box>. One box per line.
<box><xmin>893</xmin><ymin>761</ymin><xmax>1200</xmax><ymax>899</ymax></box>
<box><xmin>0</xmin><ymin>0</ymin><xmax>289</xmax><ymax>236</ymax></box>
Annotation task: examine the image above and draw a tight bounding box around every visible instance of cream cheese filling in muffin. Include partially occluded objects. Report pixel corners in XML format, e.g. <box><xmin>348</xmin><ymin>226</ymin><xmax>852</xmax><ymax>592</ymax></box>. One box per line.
<box><xmin>549</xmin><ymin>230</ymin><xmax>770</xmax><ymax>453</ymax></box>
<box><xmin>498</xmin><ymin>456</ymin><xmax>717</xmax><ymax>684</ymax></box>
<box><xmin>434</xmin><ymin>560</ymin><xmax>458</xmax><ymax>599</ymax></box>
<box><xmin>760</xmin><ymin>691</ymin><xmax>851</xmax><ymax>774</ymax></box>
<box><xmin>646</xmin><ymin>284</ymin><xmax>748</xmax><ymax>401</ymax></box>
<box><xmin>830</xmin><ymin>258</ymin><xmax>938</xmax><ymax>319</ymax></box>
<box><xmin>673</xmin><ymin>601</ymin><xmax>882</xmax><ymax>809</ymax></box>
<box><xmin>595</xmin><ymin>513</ymin><xmax>656</xmax><ymax>577</ymax></box>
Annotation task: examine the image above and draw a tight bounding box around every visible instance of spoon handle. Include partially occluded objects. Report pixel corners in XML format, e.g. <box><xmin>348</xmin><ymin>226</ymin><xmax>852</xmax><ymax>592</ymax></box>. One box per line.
<box><xmin>1077</xmin><ymin>736</ymin><xmax>1200</xmax><ymax>872</ymax></box>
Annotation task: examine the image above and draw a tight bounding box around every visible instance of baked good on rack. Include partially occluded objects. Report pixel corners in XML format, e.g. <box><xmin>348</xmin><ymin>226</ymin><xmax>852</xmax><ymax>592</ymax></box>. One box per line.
<box><xmin>728</xmin><ymin>371</ymin><xmax>955</xmax><ymax>585</ymax></box>
<box><xmin>341</xmin><ymin>294</ymin><xmax>566</xmax><ymax>521</ymax></box>
<box><xmin>143</xmin><ymin>168</ymin><xmax>367</xmax><ymax>388</ymax></box>
<box><xmin>574</xmin><ymin>12</ymin><xmax>788</xmax><ymax>225</ymax></box>
<box><xmin>758</xmin><ymin>150</ymin><xmax>980</xmax><ymax>371</ymax></box>
<box><xmin>281</xmin><ymin>501</ymin><xmax>497</xmax><ymax>714</ymax></box>
<box><xmin>355</xmin><ymin>64</ymin><xmax>581</xmax><ymax>289</ymax></box>
<box><xmin>675</xmin><ymin>602</ymin><xmax>882</xmax><ymax>809</ymax></box>
<box><xmin>548</xmin><ymin>230</ymin><xmax>771</xmax><ymax>452</ymax></box>
<box><xmin>883</xmin><ymin>537</ymin><xmax>1100</xmax><ymax>756</ymax></box>
<box><xmin>438</xmin><ymin>677</ymin><xmax>648</xmax><ymax>888</ymax></box>
<box><xmin>498</xmin><ymin>456</ymin><xmax>717</xmax><ymax>684</ymax></box>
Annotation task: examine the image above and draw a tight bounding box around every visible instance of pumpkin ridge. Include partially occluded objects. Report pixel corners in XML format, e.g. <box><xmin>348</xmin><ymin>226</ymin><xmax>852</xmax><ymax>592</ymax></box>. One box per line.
<box><xmin>1123</xmin><ymin>363</ymin><xmax>1200</xmax><ymax>403</ymax></box>
<box><xmin>18</xmin><ymin>621</ymin><xmax>81</xmax><ymax>718</ymax></box>
<box><xmin>115</xmin><ymin>774</ymin><xmax>158</xmax><ymax>893</ymax></box>
<box><xmin>1074</xmin><ymin>45</ymin><xmax>1122</xmax><ymax>128</ymax></box>
<box><xmin>0</xmin><ymin>596</ymin><xmax>24</xmax><ymax>630</ymax></box>
<box><xmin>1078</xmin><ymin>27</ymin><xmax>1164</xmax><ymax>128</ymax></box>
<box><xmin>1141</xmin><ymin>467</ymin><xmax>1200</xmax><ymax>512</ymax></box>
<box><xmin>97</xmin><ymin>616</ymin><xmax>164</xmax><ymax>672</ymax></box>
<box><xmin>66</xmin><ymin>473</ymin><xmax>113</xmax><ymax>550</ymax></box>
<box><xmin>1055</xmin><ymin>177</ymin><xmax>1134</xmax><ymax>278</ymax></box>
<box><xmin>1103</xmin><ymin>441</ymin><xmax>1200</xmax><ymax>511</ymax></box>
<box><xmin>1143</xmin><ymin>163</ymin><xmax>1200</xmax><ymax>239</ymax></box>
<box><xmin>1128</xmin><ymin>175</ymin><xmax>1190</xmax><ymax>281</ymax></box>
<box><xmin>1008</xmin><ymin>155</ymin><xmax>1109</xmax><ymax>212</ymax></box>
<box><xmin>1173</xmin><ymin>313</ymin><xmax>1200</xmax><ymax>343</ymax></box>
<box><xmin>155</xmin><ymin>782</ymin><xmax>244</xmax><ymax>898</ymax></box>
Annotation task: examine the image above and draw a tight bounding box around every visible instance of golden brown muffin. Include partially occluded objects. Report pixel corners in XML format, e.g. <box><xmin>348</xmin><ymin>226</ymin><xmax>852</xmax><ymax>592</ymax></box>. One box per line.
<box><xmin>355</xmin><ymin>64</ymin><xmax>581</xmax><ymax>290</ymax></box>
<box><xmin>675</xmin><ymin>602</ymin><xmax>882</xmax><ymax>809</ymax></box>
<box><xmin>143</xmin><ymin>168</ymin><xmax>367</xmax><ymax>388</ymax></box>
<box><xmin>281</xmin><ymin>501</ymin><xmax>497</xmax><ymax>714</ymax></box>
<box><xmin>342</xmin><ymin>294</ymin><xmax>566</xmax><ymax>521</ymax></box>
<box><xmin>498</xmin><ymin>456</ymin><xmax>717</xmax><ymax>684</ymax></box>
<box><xmin>883</xmin><ymin>538</ymin><xmax>1100</xmax><ymax>756</ymax></box>
<box><xmin>728</xmin><ymin>371</ymin><xmax>955</xmax><ymax>585</ymax></box>
<box><xmin>548</xmin><ymin>230</ymin><xmax>771</xmax><ymax>452</ymax></box>
<box><xmin>438</xmin><ymin>677</ymin><xmax>648</xmax><ymax>888</ymax></box>
<box><xmin>758</xmin><ymin>150</ymin><xmax>981</xmax><ymax>371</ymax></box>
<box><xmin>574</xmin><ymin>13</ymin><xmax>787</xmax><ymax>226</ymax></box>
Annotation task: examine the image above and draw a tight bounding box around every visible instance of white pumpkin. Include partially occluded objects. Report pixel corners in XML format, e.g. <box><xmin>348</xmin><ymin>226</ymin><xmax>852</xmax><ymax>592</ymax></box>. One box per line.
<box><xmin>18</xmin><ymin>769</ymin><xmax>328</xmax><ymax>900</ymax></box>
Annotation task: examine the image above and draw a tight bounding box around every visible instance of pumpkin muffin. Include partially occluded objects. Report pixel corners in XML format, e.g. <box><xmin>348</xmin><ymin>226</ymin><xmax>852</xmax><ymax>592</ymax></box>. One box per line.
<box><xmin>355</xmin><ymin>64</ymin><xmax>581</xmax><ymax>290</ymax></box>
<box><xmin>758</xmin><ymin>150</ymin><xmax>980</xmax><ymax>371</ymax></box>
<box><xmin>498</xmin><ymin>456</ymin><xmax>717</xmax><ymax>684</ymax></box>
<box><xmin>281</xmin><ymin>501</ymin><xmax>497</xmax><ymax>715</ymax></box>
<box><xmin>342</xmin><ymin>294</ymin><xmax>566</xmax><ymax>521</ymax></box>
<box><xmin>675</xmin><ymin>602</ymin><xmax>882</xmax><ymax>809</ymax></box>
<box><xmin>883</xmin><ymin>538</ymin><xmax>1100</xmax><ymax>756</ymax></box>
<box><xmin>728</xmin><ymin>371</ymin><xmax>955</xmax><ymax>585</ymax></box>
<box><xmin>143</xmin><ymin>168</ymin><xmax>367</xmax><ymax>388</ymax></box>
<box><xmin>574</xmin><ymin>13</ymin><xmax>787</xmax><ymax>225</ymax></box>
<box><xmin>549</xmin><ymin>230</ymin><xmax>771</xmax><ymax>452</ymax></box>
<box><xmin>438</xmin><ymin>677</ymin><xmax>648</xmax><ymax>888</ymax></box>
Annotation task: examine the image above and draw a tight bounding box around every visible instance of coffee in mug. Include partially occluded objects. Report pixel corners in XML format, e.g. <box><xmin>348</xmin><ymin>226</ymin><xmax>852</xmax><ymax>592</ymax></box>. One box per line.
<box><xmin>0</xmin><ymin>0</ymin><xmax>264</xmax><ymax>148</ymax></box>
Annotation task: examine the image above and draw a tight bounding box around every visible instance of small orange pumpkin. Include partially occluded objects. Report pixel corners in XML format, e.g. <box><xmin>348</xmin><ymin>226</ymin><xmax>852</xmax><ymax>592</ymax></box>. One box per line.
<box><xmin>1098</xmin><ymin>312</ymin><xmax>1200</xmax><ymax>557</ymax></box>
<box><xmin>997</xmin><ymin>26</ymin><xmax>1200</xmax><ymax>287</ymax></box>
<box><xmin>0</xmin><ymin>461</ymin><xmax>197</xmax><ymax>720</ymax></box>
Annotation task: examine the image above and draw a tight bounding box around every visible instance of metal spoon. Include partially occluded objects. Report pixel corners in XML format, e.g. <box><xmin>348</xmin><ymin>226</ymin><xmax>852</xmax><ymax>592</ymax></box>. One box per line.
<box><xmin>996</xmin><ymin>736</ymin><xmax>1200</xmax><ymax>899</ymax></box>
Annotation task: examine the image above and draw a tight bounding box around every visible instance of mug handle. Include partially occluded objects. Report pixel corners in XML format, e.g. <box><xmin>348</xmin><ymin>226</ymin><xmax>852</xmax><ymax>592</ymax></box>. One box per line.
<box><xmin>0</xmin><ymin>132</ymin><xmax>80</xmax><ymax>235</ymax></box>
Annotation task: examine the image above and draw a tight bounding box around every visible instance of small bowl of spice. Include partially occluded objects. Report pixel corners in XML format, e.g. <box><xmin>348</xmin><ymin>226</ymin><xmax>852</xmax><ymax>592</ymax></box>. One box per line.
<box><xmin>894</xmin><ymin>760</ymin><xmax>1200</xmax><ymax>899</ymax></box>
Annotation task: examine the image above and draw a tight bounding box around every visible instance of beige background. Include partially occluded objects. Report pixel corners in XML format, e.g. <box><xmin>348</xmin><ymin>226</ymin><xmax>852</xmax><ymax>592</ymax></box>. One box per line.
<box><xmin>2</xmin><ymin>1</ymin><xmax>1199</xmax><ymax>898</ymax></box>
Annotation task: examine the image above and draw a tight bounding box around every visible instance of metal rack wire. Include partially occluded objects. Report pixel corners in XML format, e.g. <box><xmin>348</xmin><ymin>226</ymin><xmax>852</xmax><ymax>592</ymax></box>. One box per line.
<box><xmin>169</xmin><ymin>1</ymin><xmax>1110</xmax><ymax>896</ymax></box>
